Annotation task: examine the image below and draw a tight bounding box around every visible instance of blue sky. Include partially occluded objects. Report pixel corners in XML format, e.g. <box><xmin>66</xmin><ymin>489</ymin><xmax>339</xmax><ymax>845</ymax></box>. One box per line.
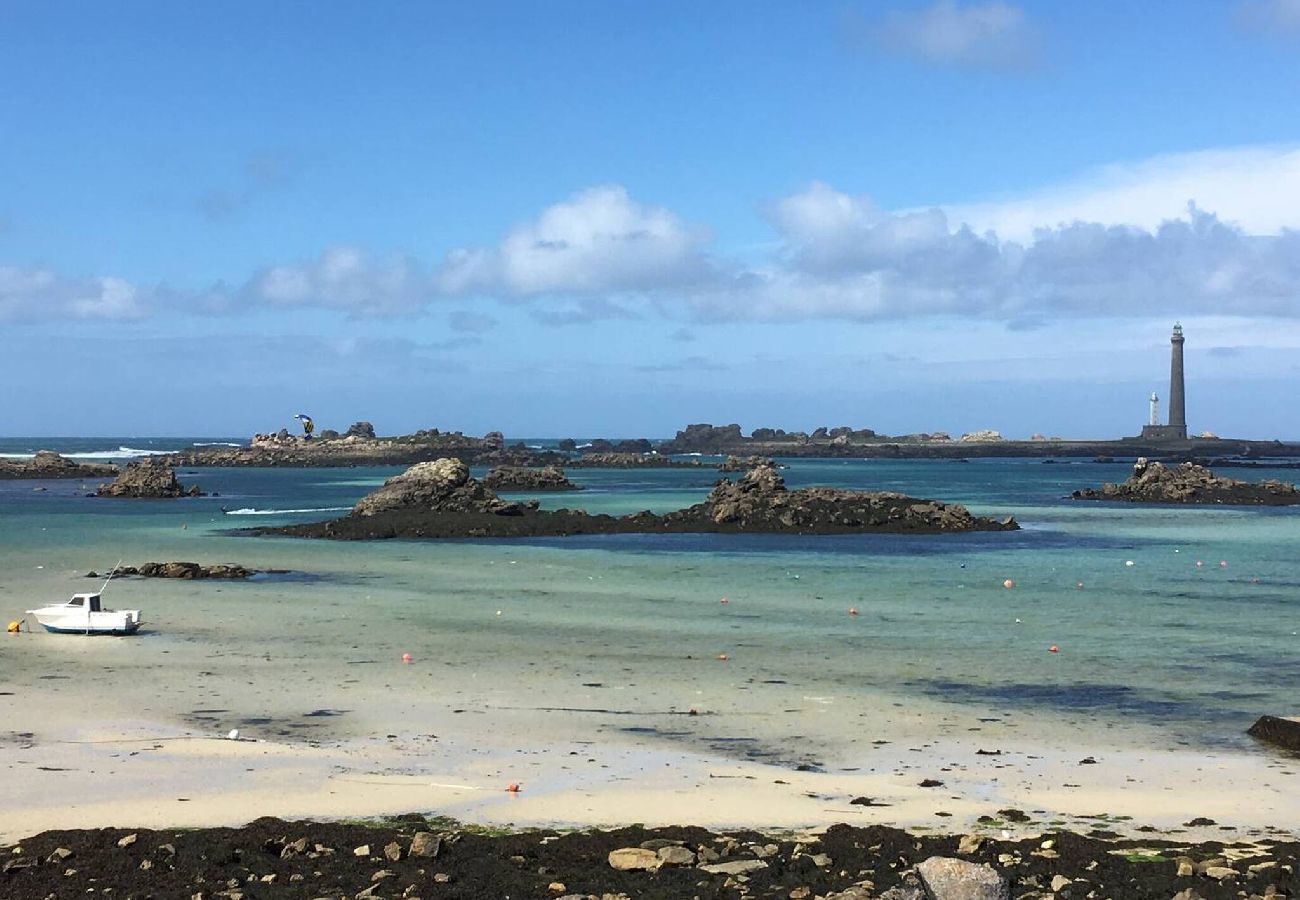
<box><xmin>3</xmin><ymin>0</ymin><xmax>1300</xmax><ymax>438</ymax></box>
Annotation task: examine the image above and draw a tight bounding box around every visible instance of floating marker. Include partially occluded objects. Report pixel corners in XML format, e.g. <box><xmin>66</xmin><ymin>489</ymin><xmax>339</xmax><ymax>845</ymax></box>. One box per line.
<box><xmin>1076</xmin><ymin>582</ymin><xmax>1084</xmax><ymax>589</ymax></box>
<box><xmin>1219</xmin><ymin>560</ymin><xmax>1227</xmax><ymax>568</ymax></box>
<box><xmin>716</xmin><ymin>653</ymin><xmax>728</xmax><ymax>661</ymax></box>
<box><xmin>506</xmin><ymin>783</ymin><xmax>521</xmax><ymax>793</ymax></box>
<box><xmin>848</xmin><ymin>607</ymin><xmax>858</xmax><ymax>616</ymax></box>
<box><xmin>1003</xmin><ymin>579</ymin><xmax>1014</xmax><ymax>589</ymax></box>
<box><xmin>719</xmin><ymin>597</ymin><xmax>729</xmax><ymax>604</ymax></box>
<box><xmin>401</xmin><ymin>653</ymin><xmax>413</xmax><ymax>664</ymax></box>
<box><xmin>1196</xmin><ymin>560</ymin><xmax>1204</xmax><ymax>568</ymax></box>
<box><xmin>1048</xmin><ymin>645</ymin><xmax>1059</xmax><ymax>653</ymax></box>
<box><xmin>1125</xmin><ymin>560</ymin><xmax>1135</xmax><ymax>567</ymax></box>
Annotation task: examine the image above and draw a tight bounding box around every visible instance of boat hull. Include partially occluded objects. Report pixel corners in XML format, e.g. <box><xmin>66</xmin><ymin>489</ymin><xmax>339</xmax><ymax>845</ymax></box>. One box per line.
<box><xmin>38</xmin><ymin>621</ymin><xmax>141</xmax><ymax>636</ymax></box>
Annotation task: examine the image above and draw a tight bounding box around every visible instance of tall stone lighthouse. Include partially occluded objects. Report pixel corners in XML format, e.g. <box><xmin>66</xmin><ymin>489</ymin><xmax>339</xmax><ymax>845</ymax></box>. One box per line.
<box><xmin>1141</xmin><ymin>323</ymin><xmax>1188</xmax><ymax>441</ymax></box>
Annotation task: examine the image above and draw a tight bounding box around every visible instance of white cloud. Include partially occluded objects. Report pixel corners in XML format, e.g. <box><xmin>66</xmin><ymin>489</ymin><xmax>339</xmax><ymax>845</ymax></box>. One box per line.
<box><xmin>1238</xmin><ymin>0</ymin><xmax>1300</xmax><ymax>37</ymax></box>
<box><xmin>945</xmin><ymin>145</ymin><xmax>1300</xmax><ymax>242</ymax></box>
<box><xmin>436</xmin><ymin>185</ymin><xmax>714</xmax><ymax>296</ymax></box>
<box><xmin>0</xmin><ymin>266</ymin><xmax>147</xmax><ymax>322</ymax></box>
<box><xmin>874</xmin><ymin>0</ymin><xmax>1039</xmax><ymax>70</ymax></box>
<box><xmin>249</xmin><ymin>246</ymin><xmax>428</xmax><ymax>315</ymax></box>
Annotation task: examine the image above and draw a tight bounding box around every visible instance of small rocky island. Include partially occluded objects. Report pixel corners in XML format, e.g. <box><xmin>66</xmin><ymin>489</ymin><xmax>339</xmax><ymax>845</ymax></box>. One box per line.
<box><xmin>260</xmin><ymin>459</ymin><xmax>1016</xmax><ymax>540</ymax></box>
<box><xmin>482</xmin><ymin>465</ymin><xmax>582</xmax><ymax>491</ymax></box>
<box><xmin>90</xmin><ymin>562</ymin><xmax>256</xmax><ymax>579</ymax></box>
<box><xmin>96</xmin><ymin>462</ymin><xmax>204</xmax><ymax>498</ymax></box>
<box><xmin>1072</xmin><ymin>458</ymin><xmax>1300</xmax><ymax>505</ymax></box>
<box><xmin>0</xmin><ymin>451</ymin><xmax>117</xmax><ymax>480</ymax></box>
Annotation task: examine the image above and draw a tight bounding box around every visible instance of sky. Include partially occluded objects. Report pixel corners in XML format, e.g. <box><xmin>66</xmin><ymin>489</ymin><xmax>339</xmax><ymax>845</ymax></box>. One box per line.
<box><xmin>3</xmin><ymin>0</ymin><xmax>1300</xmax><ymax>439</ymax></box>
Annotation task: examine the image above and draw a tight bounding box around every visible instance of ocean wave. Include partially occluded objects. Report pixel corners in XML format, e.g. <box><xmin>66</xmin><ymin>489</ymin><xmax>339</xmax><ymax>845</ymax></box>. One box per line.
<box><xmin>65</xmin><ymin>446</ymin><xmax>175</xmax><ymax>460</ymax></box>
<box><xmin>192</xmin><ymin>441</ymin><xmax>243</xmax><ymax>447</ymax></box>
<box><xmin>223</xmin><ymin>506</ymin><xmax>351</xmax><ymax>516</ymax></box>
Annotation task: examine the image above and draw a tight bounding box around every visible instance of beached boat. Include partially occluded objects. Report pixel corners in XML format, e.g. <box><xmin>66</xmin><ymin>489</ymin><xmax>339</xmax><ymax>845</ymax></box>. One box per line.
<box><xmin>26</xmin><ymin>592</ymin><xmax>141</xmax><ymax>635</ymax></box>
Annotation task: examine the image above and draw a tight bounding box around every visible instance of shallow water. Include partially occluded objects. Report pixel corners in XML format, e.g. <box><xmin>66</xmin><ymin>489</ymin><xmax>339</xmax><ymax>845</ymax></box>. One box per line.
<box><xmin>2</xmin><ymin>443</ymin><xmax>1298</xmax><ymax>769</ymax></box>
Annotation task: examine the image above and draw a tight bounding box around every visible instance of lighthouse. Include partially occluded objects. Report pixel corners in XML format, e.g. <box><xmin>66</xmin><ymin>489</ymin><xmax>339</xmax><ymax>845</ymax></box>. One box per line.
<box><xmin>1141</xmin><ymin>324</ymin><xmax>1189</xmax><ymax>441</ymax></box>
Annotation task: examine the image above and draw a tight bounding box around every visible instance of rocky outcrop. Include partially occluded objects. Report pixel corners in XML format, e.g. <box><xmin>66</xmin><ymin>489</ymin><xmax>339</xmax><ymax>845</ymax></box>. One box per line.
<box><xmin>262</xmin><ymin>460</ymin><xmax>1016</xmax><ymax>540</ymax></box>
<box><xmin>0</xmin><ymin>451</ymin><xmax>118</xmax><ymax>480</ymax></box>
<box><xmin>666</xmin><ymin>464</ymin><xmax>1017</xmax><ymax>534</ymax></box>
<box><xmin>959</xmin><ymin>430</ymin><xmax>1003</xmax><ymax>443</ymax></box>
<box><xmin>1072</xmin><ymin>459</ymin><xmax>1300</xmax><ymax>505</ymax></box>
<box><xmin>91</xmin><ymin>562</ymin><xmax>255</xmax><ymax>579</ymax></box>
<box><xmin>344</xmin><ymin>421</ymin><xmax>376</xmax><ymax>439</ymax></box>
<box><xmin>163</xmin><ymin>428</ymin><xmax>497</xmax><ymax>468</ymax></box>
<box><xmin>96</xmin><ymin>462</ymin><xmax>203</xmax><ymax>498</ymax></box>
<box><xmin>351</xmin><ymin>458</ymin><xmax>522</xmax><ymax>517</ymax></box>
<box><xmin>483</xmin><ymin>465</ymin><xmax>582</xmax><ymax>491</ymax></box>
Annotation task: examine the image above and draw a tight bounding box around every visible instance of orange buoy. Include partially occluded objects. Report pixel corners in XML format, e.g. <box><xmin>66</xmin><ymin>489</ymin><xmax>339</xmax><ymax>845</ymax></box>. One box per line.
<box><xmin>847</xmin><ymin>607</ymin><xmax>858</xmax><ymax>616</ymax></box>
<box><xmin>1048</xmin><ymin>645</ymin><xmax>1059</xmax><ymax>653</ymax></box>
<box><xmin>401</xmin><ymin>653</ymin><xmax>413</xmax><ymax>664</ymax></box>
<box><xmin>506</xmin><ymin>783</ymin><xmax>521</xmax><ymax>793</ymax></box>
<box><xmin>1003</xmin><ymin>579</ymin><xmax>1014</xmax><ymax>589</ymax></box>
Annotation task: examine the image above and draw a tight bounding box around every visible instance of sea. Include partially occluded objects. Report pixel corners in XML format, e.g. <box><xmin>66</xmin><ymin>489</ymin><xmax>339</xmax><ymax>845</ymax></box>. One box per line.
<box><xmin>2</xmin><ymin>436</ymin><xmax>1298</xmax><ymax>766</ymax></box>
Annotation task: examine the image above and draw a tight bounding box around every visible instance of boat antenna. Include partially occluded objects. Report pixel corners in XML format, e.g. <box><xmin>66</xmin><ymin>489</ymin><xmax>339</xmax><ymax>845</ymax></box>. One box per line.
<box><xmin>99</xmin><ymin>559</ymin><xmax>122</xmax><ymax>595</ymax></box>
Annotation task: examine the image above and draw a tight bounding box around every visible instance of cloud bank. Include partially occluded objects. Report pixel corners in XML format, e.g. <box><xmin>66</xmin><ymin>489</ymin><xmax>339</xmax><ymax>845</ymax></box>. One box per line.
<box><xmin>4</xmin><ymin>146</ymin><xmax>1300</xmax><ymax>326</ymax></box>
<box><xmin>872</xmin><ymin>0</ymin><xmax>1040</xmax><ymax>71</ymax></box>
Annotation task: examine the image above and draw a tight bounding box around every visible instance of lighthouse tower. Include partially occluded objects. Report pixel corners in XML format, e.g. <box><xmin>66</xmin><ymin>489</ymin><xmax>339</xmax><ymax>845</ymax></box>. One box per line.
<box><xmin>1141</xmin><ymin>324</ymin><xmax>1189</xmax><ymax>441</ymax></box>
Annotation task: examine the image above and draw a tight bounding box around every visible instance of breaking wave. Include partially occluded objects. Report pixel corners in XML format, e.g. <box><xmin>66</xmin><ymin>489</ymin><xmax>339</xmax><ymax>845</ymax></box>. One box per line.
<box><xmin>222</xmin><ymin>506</ymin><xmax>351</xmax><ymax>516</ymax></box>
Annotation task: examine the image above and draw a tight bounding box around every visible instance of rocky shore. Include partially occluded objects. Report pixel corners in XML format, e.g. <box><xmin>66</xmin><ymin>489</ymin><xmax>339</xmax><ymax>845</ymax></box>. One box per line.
<box><xmin>162</xmin><ymin>427</ymin><xmax>500</xmax><ymax>469</ymax></box>
<box><xmin>96</xmin><ymin>462</ymin><xmax>204</xmax><ymax>498</ymax></box>
<box><xmin>259</xmin><ymin>459</ymin><xmax>1016</xmax><ymax>540</ymax></box>
<box><xmin>1071</xmin><ymin>459</ymin><xmax>1300</xmax><ymax>505</ymax></box>
<box><xmin>3</xmin><ymin>815</ymin><xmax>1296</xmax><ymax>900</ymax></box>
<box><xmin>0</xmin><ymin>451</ymin><xmax>117</xmax><ymax>480</ymax></box>
<box><xmin>482</xmin><ymin>465</ymin><xmax>583</xmax><ymax>491</ymax></box>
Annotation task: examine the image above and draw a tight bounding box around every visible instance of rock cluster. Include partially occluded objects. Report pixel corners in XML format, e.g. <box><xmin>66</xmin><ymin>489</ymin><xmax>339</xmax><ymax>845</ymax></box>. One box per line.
<box><xmin>92</xmin><ymin>562</ymin><xmax>254</xmax><ymax>580</ymax></box>
<box><xmin>960</xmin><ymin>429</ymin><xmax>1004</xmax><ymax>443</ymax></box>
<box><xmin>483</xmin><ymin>465</ymin><xmax>582</xmax><ymax>491</ymax></box>
<box><xmin>569</xmin><ymin>452</ymin><xmax>701</xmax><ymax>468</ymax></box>
<box><xmin>264</xmin><ymin>459</ymin><xmax>1016</xmax><ymax>540</ymax></box>
<box><xmin>672</xmin><ymin>463</ymin><xmax>1017</xmax><ymax>533</ymax></box>
<box><xmin>718</xmin><ymin>455</ymin><xmax>777</xmax><ymax>472</ymax></box>
<box><xmin>5</xmin><ymin>817</ymin><xmax>1291</xmax><ymax>900</ymax></box>
<box><xmin>351</xmin><ymin>458</ymin><xmax>527</xmax><ymax>517</ymax></box>
<box><xmin>96</xmin><ymin>462</ymin><xmax>203</xmax><ymax>498</ymax></box>
<box><xmin>0</xmin><ymin>451</ymin><xmax>117</xmax><ymax>480</ymax></box>
<box><xmin>1072</xmin><ymin>459</ymin><xmax>1300</xmax><ymax>505</ymax></box>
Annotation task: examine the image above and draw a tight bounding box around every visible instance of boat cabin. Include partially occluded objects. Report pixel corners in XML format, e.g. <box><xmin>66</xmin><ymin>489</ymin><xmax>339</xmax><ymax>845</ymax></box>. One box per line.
<box><xmin>68</xmin><ymin>593</ymin><xmax>104</xmax><ymax>612</ymax></box>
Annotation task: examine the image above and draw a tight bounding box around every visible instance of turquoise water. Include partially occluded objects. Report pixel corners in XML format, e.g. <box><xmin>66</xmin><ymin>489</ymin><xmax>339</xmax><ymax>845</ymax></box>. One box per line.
<box><xmin>2</xmin><ymin>440</ymin><xmax>1298</xmax><ymax>760</ymax></box>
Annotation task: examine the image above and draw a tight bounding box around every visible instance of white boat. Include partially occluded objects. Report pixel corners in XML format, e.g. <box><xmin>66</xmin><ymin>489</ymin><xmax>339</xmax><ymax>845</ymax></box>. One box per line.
<box><xmin>26</xmin><ymin>592</ymin><xmax>141</xmax><ymax>635</ymax></box>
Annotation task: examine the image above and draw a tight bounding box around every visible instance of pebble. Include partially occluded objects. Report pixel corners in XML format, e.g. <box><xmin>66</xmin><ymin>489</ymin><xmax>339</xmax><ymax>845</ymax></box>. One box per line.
<box><xmin>352</xmin><ymin>844</ymin><xmax>370</xmax><ymax>857</ymax></box>
<box><xmin>117</xmin><ymin>834</ymin><xmax>138</xmax><ymax>849</ymax></box>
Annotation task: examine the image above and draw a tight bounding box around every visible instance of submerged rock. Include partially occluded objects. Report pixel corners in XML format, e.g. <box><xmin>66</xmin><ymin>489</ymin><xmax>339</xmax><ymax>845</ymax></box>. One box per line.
<box><xmin>96</xmin><ymin>462</ymin><xmax>202</xmax><ymax>498</ymax></box>
<box><xmin>99</xmin><ymin>562</ymin><xmax>255</xmax><ymax>580</ymax></box>
<box><xmin>1072</xmin><ymin>458</ymin><xmax>1300</xmax><ymax>505</ymax></box>
<box><xmin>483</xmin><ymin>465</ymin><xmax>582</xmax><ymax>491</ymax></box>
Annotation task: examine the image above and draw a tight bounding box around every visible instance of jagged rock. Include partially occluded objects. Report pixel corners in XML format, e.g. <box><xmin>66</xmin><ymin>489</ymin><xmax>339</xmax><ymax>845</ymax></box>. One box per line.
<box><xmin>318</xmin><ymin>429</ymin><xmax>341</xmax><ymax>440</ymax></box>
<box><xmin>1072</xmin><ymin>459</ymin><xmax>1300</xmax><ymax>505</ymax></box>
<box><xmin>915</xmin><ymin>856</ymin><xmax>1009</xmax><ymax>900</ymax></box>
<box><xmin>345</xmin><ymin>421</ymin><xmax>376</xmax><ymax>439</ymax></box>
<box><xmin>352</xmin><ymin>458</ymin><xmax>509</xmax><ymax>517</ymax></box>
<box><xmin>408</xmin><ymin>832</ymin><xmax>441</xmax><ymax>858</ymax></box>
<box><xmin>96</xmin><ymin>462</ymin><xmax>202</xmax><ymax>498</ymax></box>
<box><xmin>0</xmin><ymin>450</ymin><xmax>118</xmax><ymax>480</ymax></box>
<box><xmin>569</xmin><ymin>452</ymin><xmax>699</xmax><ymax>469</ymax></box>
<box><xmin>483</xmin><ymin>465</ymin><xmax>582</xmax><ymax>491</ymax></box>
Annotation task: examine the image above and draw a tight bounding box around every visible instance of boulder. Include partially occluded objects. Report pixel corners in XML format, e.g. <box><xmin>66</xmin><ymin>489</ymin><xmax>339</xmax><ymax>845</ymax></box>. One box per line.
<box><xmin>608</xmin><ymin>847</ymin><xmax>659</xmax><ymax>871</ymax></box>
<box><xmin>1072</xmin><ymin>459</ymin><xmax>1300</xmax><ymax>505</ymax></box>
<box><xmin>96</xmin><ymin>462</ymin><xmax>202</xmax><ymax>498</ymax></box>
<box><xmin>351</xmin><ymin>458</ymin><xmax>508</xmax><ymax>517</ymax></box>
<box><xmin>915</xmin><ymin>856</ymin><xmax>1009</xmax><ymax>900</ymax></box>
<box><xmin>345</xmin><ymin>421</ymin><xmax>376</xmax><ymax>439</ymax></box>
<box><xmin>1247</xmin><ymin>715</ymin><xmax>1300</xmax><ymax>752</ymax></box>
<box><xmin>482</xmin><ymin>465</ymin><xmax>582</xmax><ymax>492</ymax></box>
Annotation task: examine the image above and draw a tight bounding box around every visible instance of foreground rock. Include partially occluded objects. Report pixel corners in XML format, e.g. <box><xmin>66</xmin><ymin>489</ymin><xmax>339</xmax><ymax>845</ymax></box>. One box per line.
<box><xmin>1247</xmin><ymin>715</ymin><xmax>1300</xmax><ymax>752</ymax></box>
<box><xmin>2</xmin><ymin>817</ymin><xmax>1296</xmax><ymax>900</ymax></box>
<box><xmin>90</xmin><ymin>562</ymin><xmax>255</xmax><ymax>580</ymax></box>
<box><xmin>483</xmin><ymin>464</ymin><xmax>582</xmax><ymax>491</ymax></box>
<box><xmin>262</xmin><ymin>460</ymin><xmax>1016</xmax><ymax>540</ymax></box>
<box><xmin>96</xmin><ymin>462</ymin><xmax>203</xmax><ymax>498</ymax></box>
<box><xmin>0</xmin><ymin>451</ymin><xmax>117</xmax><ymax>480</ymax></box>
<box><xmin>1072</xmin><ymin>458</ymin><xmax>1300</xmax><ymax>505</ymax></box>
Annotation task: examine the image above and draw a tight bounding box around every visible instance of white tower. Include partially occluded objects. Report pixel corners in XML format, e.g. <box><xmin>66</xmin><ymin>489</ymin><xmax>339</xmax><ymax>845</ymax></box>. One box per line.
<box><xmin>1148</xmin><ymin>392</ymin><xmax>1159</xmax><ymax>427</ymax></box>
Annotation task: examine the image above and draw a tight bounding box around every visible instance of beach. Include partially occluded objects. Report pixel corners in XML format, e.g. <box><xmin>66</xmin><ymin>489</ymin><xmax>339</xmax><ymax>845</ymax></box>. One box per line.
<box><xmin>2</xmin><ymin>444</ymin><xmax>1298</xmax><ymax>855</ymax></box>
